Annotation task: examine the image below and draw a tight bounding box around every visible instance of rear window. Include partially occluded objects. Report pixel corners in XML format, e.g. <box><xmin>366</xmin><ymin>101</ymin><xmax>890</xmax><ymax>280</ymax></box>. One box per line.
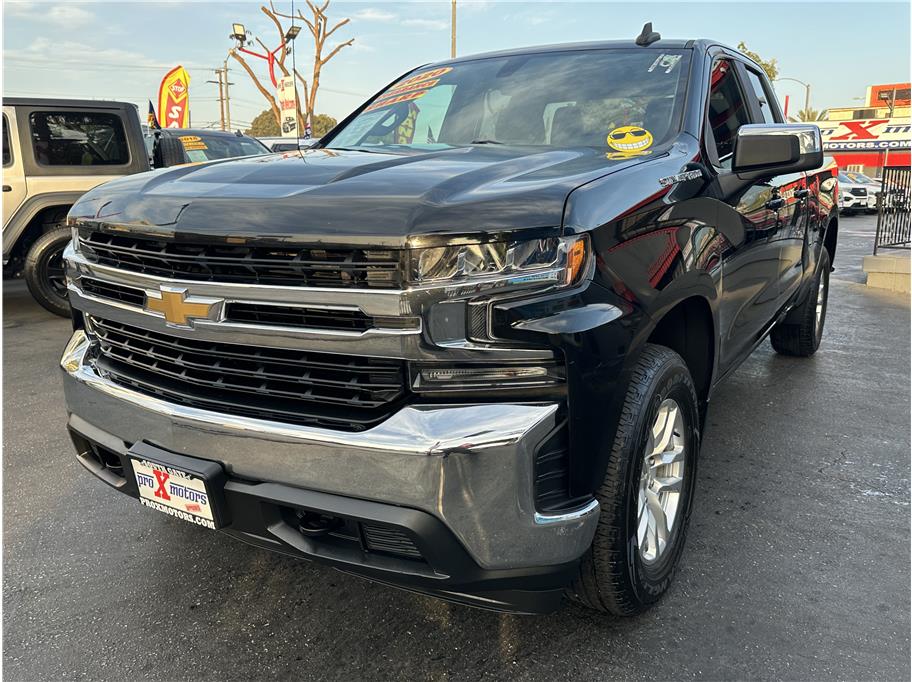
<box><xmin>2</xmin><ymin>115</ymin><xmax>10</xmax><ymax>166</ymax></box>
<box><xmin>175</xmin><ymin>133</ymin><xmax>269</xmax><ymax>162</ymax></box>
<box><xmin>29</xmin><ymin>111</ymin><xmax>129</xmax><ymax>166</ymax></box>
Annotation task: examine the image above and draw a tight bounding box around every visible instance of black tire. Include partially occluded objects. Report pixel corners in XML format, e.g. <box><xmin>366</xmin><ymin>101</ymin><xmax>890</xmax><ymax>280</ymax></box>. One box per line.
<box><xmin>24</xmin><ymin>224</ymin><xmax>71</xmax><ymax>317</ymax></box>
<box><xmin>769</xmin><ymin>248</ymin><xmax>830</xmax><ymax>357</ymax></box>
<box><xmin>570</xmin><ymin>344</ymin><xmax>700</xmax><ymax>616</ymax></box>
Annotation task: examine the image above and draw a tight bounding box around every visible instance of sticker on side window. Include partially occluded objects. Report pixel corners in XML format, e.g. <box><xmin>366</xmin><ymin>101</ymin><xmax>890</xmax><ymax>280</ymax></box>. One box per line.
<box><xmin>648</xmin><ymin>54</ymin><xmax>682</xmax><ymax>74</ymax></box>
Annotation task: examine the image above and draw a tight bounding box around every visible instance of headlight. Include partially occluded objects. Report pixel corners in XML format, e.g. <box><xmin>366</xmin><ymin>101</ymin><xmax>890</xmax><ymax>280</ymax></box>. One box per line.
<box><xmin>409</xmin><ymin>235</ymin><xmax>588</xmax><ymax>292</ymax></box>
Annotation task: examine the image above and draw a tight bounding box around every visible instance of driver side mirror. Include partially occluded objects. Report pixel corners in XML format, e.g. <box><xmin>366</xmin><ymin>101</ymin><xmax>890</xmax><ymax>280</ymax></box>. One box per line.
<box><xmin>732</xmin><ymin>124</ymin><xmax>823</xmax><ymax>176</ymax></box>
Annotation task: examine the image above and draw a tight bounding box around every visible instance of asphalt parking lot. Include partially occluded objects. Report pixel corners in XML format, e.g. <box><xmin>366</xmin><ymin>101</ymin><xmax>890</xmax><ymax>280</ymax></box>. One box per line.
<box><xmin>3</xmin><ymin>214</ymin><xmax>910</xmax><ymax>681</ymax></box>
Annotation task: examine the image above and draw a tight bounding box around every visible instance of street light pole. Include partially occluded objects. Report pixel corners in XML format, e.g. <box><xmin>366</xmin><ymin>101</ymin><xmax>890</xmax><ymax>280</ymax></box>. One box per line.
<box><xmin>775</xmin><ymin>77</ymin><xmax>811</xmax><ymax>120</ymax></box>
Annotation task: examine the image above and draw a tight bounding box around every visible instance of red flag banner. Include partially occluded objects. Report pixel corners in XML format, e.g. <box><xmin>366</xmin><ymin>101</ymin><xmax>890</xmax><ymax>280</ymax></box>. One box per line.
<box><xmin>158</xmin><ymin>66</ymin><xmax>191</xmax><ymax>128</ymax></box>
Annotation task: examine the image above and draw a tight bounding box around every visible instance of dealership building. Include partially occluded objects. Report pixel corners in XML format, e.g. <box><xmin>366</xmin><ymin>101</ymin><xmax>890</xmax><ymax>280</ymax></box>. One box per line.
<box><xmin>816</xmin><ymin>82</ymin><xmax>911</xmax><ymax>176</ymax></box>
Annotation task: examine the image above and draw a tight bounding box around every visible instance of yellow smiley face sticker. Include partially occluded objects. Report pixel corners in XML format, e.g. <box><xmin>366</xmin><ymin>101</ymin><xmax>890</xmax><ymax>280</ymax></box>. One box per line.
<box><xmin>607</xmin><ymin>126</ymin><xmax>654</xmax><ymax>153</ymax></box>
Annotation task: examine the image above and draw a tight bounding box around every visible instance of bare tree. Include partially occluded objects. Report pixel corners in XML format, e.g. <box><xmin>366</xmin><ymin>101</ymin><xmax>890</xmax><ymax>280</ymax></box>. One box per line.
<box><xmin>274</xmin><ymin>0</ymin><xmax>353</xmax><ymax>126</ymax></box>
<box><xmin>229</xmin><ymin>1</ymin><xmax>353</xmax><ymax>132</ymax></box>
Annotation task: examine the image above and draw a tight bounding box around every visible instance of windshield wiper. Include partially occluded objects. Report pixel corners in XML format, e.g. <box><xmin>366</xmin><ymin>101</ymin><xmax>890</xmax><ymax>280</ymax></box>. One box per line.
<box><xmin>469</xmin><ymin>139</ymin><xmax>504</xmax><ymax>145</ymax></box>
<box><xmin>327</xmin><ymin>146</ymin><xmax>387</xmax><ymax>154</ymax></box>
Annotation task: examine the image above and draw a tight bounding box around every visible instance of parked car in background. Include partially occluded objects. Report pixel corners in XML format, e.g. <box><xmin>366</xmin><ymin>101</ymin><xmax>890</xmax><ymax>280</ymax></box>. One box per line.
<box><xmin>152</xmin><ymin>129</ymin><xmax>270</xmax><ymax>168</ymax></box>
<box><xmin>837</xmin><ymin>171</ymin><xmax>874</xmax><ymax>215</ymax></box>
<box><xmin>256</xmin><ymin>136</ymin><xmax>320</xmax><ymax>152</ymax></box>
<box><xmin>63</xmin><ymin>34</ymin><xmax>837</xmax><ymax>616</ymax></box>
<box><xmin>2</xmin><ymin>98</ymin><xmax>149</xmax><ymax>315</ymax></box>
<box><xmin>844</xmin><ymin>171</ymin><xmax>881</xmax><ymax>213</ymax></box>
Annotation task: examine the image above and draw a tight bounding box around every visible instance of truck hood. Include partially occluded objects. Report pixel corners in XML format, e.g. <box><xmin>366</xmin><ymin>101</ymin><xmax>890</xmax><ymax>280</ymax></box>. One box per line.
<box><xmin>71</xmin><ymin>145</ymin><xmax>656</xmax><ymax>247</ymax></box>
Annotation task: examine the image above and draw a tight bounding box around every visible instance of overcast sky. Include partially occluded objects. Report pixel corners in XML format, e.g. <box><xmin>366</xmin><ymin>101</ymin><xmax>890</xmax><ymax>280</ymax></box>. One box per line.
<box><xmin>3</xmin><ymin>0</ymin><xmax>910</xmax><ymax>130</ymax></box>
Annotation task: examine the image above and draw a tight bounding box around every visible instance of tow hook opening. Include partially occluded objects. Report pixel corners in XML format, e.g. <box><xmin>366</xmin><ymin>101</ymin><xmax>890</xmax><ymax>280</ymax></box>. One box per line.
<box><xmin>295</xmin><ymin>509</ymin><xmax>343</xmax><ymax>537</ymax></box>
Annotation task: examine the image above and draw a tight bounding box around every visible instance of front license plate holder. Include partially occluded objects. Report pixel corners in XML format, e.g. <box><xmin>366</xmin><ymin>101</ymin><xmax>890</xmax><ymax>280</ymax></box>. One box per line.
<box><xmin>127</xmin><ymin>442</ymin><xmax>229</xmax><ymax>530</ymax></box>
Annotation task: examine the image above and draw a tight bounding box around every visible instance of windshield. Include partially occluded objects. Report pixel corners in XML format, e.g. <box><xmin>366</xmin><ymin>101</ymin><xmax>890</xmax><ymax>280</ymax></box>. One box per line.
<box><xmin>327</xmin><ymin>49</ymin><xmax>691</xmax><ymax>152</ymax></box>
<box><xmin>175</xmin><ymin>133</ymin><xmax>269</xmax><ymax>162</ymax></box>
<box><xmin>847</xmin><ymin>171</ymin><xmax>877</xmax><ymax>184</ymax></box>
<box><xmin>837</xmin><ymin>172</ymin><xmax>855</xmax><ymax>184</ymax></box>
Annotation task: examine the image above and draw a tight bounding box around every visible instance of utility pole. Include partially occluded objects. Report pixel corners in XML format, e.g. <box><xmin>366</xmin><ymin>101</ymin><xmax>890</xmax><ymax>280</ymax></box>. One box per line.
<box><xmin>450</xmin><ymin>0</ymin><xmax>456</xmax><ymax>58</ymax></box>
<box><xmin>207</xmin><ymin>69</ymin><xmax>226</xmax><ymax>130</ymax></box>
<box><xmin>223</xmin><ymin>59</ymin><xmax>233</xmax><ymax>130</ymax></box>
<box><xmin>207</xmin><ymin>64</ymin><xmax>235</xmax><ymax>131</ymax></box>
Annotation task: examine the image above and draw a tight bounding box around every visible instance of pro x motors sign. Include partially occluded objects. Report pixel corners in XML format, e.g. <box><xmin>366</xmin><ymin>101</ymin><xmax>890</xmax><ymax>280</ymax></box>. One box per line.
<box><xmin>818</xmin><ymin>118</ymin><xmax>911</xmax><ymax>152</ymax></box>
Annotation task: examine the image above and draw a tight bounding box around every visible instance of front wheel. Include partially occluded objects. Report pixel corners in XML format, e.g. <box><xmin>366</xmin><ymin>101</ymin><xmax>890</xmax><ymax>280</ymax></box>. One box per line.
<box><xmin>570</xmin><ymin>344</ymin><xmax>700</xmax><ymax>616</ymax></box>
<box><xmin>24</xmin><ymin>225</ymin><xmax>72</xmax><ymax>317</ymax></box>
<box><xmin>770</xmin><ymin>248</ymin><xmax>830</xmax><ymax>357</ymax></box>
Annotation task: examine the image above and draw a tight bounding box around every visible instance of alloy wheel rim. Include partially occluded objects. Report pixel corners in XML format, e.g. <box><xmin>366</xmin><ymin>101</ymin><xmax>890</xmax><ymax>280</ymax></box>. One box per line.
<box><xmin>46</xmin><ymin>246</ymin><xmax>68</xmax><ymax>298</ymax></box>
<box><xmin>637</xmin><ymin>398</ymin><xmax>686</xmax><ymax>564</ymax></box>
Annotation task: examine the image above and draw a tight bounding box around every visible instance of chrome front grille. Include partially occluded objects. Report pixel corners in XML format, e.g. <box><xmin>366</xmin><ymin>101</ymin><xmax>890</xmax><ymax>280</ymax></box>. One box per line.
<box><xmin>79</xmin><ymin>277</ymin><xmax>383</xmax><ymax>333</ymax></box>
<box><xmin>87</xmin><ymin>316</ymin><xmax>407</xmax><ymax>430</ymax></box>
<box><xmin>79</xmin><ymin>230</ymin><xmax>403</xmax><ymax>289</ymax></box>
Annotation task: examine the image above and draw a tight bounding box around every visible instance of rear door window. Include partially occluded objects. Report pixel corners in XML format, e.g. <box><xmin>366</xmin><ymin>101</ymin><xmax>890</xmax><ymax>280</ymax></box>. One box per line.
<box><xmin>29</xmin><ymin>111</ymin><xmax>129</xmax><ymax>166</ymax></box>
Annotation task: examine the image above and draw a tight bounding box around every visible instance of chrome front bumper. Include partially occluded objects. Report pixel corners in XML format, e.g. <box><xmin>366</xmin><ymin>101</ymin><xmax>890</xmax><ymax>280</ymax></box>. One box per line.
<box><xmin>61</xmin><ymin>330</ymin><xmax>599</xmax><ymax>570</ymax></box>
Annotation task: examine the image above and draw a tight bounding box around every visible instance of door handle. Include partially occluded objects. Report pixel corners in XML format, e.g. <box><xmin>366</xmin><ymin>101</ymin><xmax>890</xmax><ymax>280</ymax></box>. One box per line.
<box><xmin>2</xmin><ymin>185</ymin><xmax>10</xmax><ymax>192</ymax></box>
<box><xmin>795</xmin><ymin>188</ymin><xmax>809</xmax><ymax>199</ymax></box>
<box><xmin>766</xmin><ymin>198</ymin><xmax>784</xmax><ymax>210</ymax></box>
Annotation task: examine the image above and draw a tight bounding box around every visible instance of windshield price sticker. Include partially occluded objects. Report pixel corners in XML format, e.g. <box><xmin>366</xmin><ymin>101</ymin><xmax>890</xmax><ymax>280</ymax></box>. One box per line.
<box><xmin>387</xmin><ymin>78</ymin><xmax>441</xmax><ymax>96</ymax></box>
<box><xmin>395</xmin><ymin>66</ymin><xmax>453</xmax><ymax>90</ymax></box>
<box><xmin>178</xmin><ymin>135</ymin><xmax>208</xmax><ymax>151</ymax></box>
<box><xmin>366</xmin><ymin>89</ymin><xmax>429</xmax><ymax>112</ymax></box>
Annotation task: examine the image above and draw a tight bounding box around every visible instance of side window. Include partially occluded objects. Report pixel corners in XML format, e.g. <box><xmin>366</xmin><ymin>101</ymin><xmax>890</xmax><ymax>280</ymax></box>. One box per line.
<box><xmin>707</xmin><ymin>59</ymin><xmax>752</xmax><ymax>164</ymax></box>
<box><xmin>29</xmin><ymin>111</ymin><xmax>129</xmax><ymax>166</ymax></box>
<box><xmin>2</xmin><ymin>115</ymin><xmax>11</xmax><ymax>166</ymax></box>
<box><xmin>744</xmin><ymin>69</ymin><xmax>777</xmax><ymax>124</ymax></box>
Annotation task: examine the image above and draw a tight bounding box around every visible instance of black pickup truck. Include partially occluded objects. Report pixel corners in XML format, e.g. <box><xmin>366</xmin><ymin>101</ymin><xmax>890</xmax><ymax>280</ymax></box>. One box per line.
<box><xmin>61</xmin><ymin>29</ymin><xmax>837</xmax><ymax>616</ymax></box>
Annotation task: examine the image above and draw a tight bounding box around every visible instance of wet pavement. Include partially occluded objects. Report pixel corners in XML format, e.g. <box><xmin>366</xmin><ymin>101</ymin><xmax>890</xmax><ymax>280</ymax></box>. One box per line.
<box><xmin>3</xmin><ymin>214</ymin><xmax>909</xmax><ymax>680</ymax></box>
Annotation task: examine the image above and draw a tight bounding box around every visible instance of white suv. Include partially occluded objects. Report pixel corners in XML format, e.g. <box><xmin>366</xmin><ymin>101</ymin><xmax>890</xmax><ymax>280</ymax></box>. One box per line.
<box><xmin>2</xmin><ymin>98</ymin><xmax>150</xmax><ymax>315</ymax></box>
<box><xmin>837</xmin><ymin>172</ymin><xmax>874</xmax><ymax>216</ymax></box>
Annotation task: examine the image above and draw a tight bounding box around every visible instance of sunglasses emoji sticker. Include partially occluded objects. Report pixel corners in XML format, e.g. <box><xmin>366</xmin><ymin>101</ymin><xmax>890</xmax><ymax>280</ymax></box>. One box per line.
<box><xmin>606</xmin><ymin>126</ymin><xmax>654</xmax><ymax>154</ymax></box>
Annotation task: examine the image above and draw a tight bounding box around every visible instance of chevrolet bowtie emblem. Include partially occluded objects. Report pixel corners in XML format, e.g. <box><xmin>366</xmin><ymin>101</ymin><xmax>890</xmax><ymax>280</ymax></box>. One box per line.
<box><xmin>145</xmin><ymin>287</ymin><xmax>218</xmax><ymax>327</ymax></box>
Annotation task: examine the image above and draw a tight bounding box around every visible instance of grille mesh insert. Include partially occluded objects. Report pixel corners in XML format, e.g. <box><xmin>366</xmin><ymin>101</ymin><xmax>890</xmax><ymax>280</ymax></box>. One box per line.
<box><xmin>80</xmin><ymin>231</ymin><xmax>402</xmax><ymax>289</ymax></box>
<box><xmin>88</xmin><ymin>316</ymin><xmax>406</xmax><ymax>430</ymax></box>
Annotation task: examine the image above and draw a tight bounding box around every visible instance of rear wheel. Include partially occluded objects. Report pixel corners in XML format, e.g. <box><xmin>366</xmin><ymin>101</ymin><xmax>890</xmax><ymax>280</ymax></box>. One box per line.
<box><xmin>570</xmin><ymin>344</ymin><xmax>699</xmax><ymax>616</ymax></box>
<box><xmin>24</xmin><ymin>221</ymin><xmax>71</xmax><ymax>317</ymax></box>
<box><xmin>770</xmin><ymin>248</ymin><xmax>830</xmax><ymax>357</ymax></box>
